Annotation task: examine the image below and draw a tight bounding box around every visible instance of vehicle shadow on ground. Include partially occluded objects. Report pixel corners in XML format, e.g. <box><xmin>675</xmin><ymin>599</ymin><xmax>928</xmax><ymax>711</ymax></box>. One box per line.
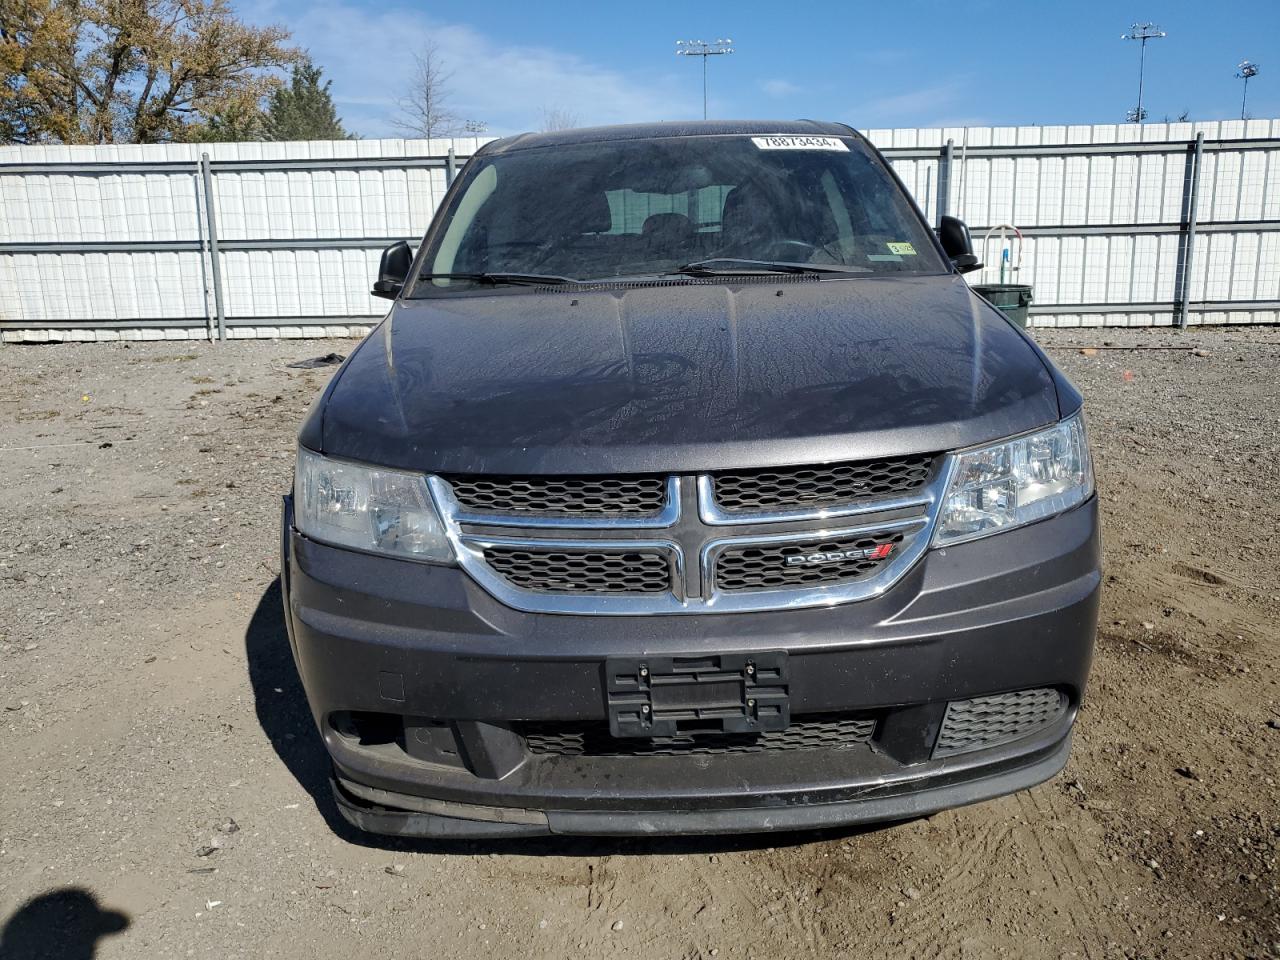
<box><xmin>246</xmin><ymin>580</ymin><xmax>893</xmax><ymax>857</ymax></box>
<box><xmin>0</xmin><ymin>888</ymin><xmax>129</xmax><ymax>960</ymax></box>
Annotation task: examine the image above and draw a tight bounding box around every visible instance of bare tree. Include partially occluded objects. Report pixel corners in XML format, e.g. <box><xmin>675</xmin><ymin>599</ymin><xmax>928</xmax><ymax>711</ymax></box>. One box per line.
<box><xmin>539</xmin><ymin>107</ymin><xmax>580</xmax><ymax>132</ymax></box>
<box><xmin>392</xmin><ymin>42</ymin><xmax>459</xmax><ymax>138</ymax></box>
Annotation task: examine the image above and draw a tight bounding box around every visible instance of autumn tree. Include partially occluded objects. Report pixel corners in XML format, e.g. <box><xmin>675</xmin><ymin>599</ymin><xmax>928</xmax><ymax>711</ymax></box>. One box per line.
<box><xmin>0</xmin><ymin>0</ymin><xmax>298</xmax><ymax>144</ymax></box>
<box><xmin>261</xmin><ymin>58</ymin><xmax>349</xmax><ymax>141</ymax></box>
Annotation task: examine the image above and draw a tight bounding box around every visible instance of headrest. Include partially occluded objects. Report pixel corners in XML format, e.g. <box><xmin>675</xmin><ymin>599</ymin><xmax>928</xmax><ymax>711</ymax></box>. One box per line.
<box><xmin>563</xmin><ymin>190</ymin><xmax>613</xmax><ymax>235</ymax></box>
<box><xmin>641</xmin><ymin>212</ymin><xmax>695</xmax><ymax>237</ymax></box>
<box><xmin>721</xmin><ymin>182</ymin><xmax>774</xmax><ymax>233</ymax></box>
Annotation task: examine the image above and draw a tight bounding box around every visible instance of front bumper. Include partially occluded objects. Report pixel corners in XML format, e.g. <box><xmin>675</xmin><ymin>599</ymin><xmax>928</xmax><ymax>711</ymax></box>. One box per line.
<box><xmin>281</xmin><ymin>496</ymin><xmax>1100</xmax><ymax>838</ymax></box>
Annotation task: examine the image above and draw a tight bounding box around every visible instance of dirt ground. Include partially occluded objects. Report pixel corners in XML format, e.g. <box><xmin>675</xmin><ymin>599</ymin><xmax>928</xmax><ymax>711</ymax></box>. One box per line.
<box><xmin>0</xmin><ymin>327</ymin><xmax>1277</xmax><ymax>960</ymax></box>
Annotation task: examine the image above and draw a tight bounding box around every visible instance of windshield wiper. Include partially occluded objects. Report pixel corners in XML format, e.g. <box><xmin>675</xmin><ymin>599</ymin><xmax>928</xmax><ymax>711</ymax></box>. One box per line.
<box><xmin>673</xmin><ymin>258</ymin><xmax>868</xmax><ymax>277</ymax></box>
<box><xmin>418</xmin><ymin>271</ymin><xmax>579</xmax><ymax>287</ymax></box>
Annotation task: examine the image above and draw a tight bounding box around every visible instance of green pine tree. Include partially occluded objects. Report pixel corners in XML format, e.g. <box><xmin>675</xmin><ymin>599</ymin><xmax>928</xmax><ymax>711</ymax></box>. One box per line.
<box><xmin>191</xmin><ymin>97</ymin><xmax>267</xmax><ymax>142</ymax></box>
<box><xmin>262</xmin><ymin>59</ymin><xmax>352</xmax><ymax>141</ymax></box>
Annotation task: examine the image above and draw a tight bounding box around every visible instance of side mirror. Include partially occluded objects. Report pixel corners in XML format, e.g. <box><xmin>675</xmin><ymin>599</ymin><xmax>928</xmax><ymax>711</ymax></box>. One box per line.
<box><xmin>372</xmin><ymin>241</ymin><xmax>413</xmax><ymax>299</ymax></box>
<box><xmin>937</xmin><ymin>216</ymin><xmax>983</xmax><ymax>274</ymax></box>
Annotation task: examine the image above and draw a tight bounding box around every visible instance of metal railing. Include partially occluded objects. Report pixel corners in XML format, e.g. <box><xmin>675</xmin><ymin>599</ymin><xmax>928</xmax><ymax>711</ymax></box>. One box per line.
<box><xmin>0</xmin><ymin>145</ymin><xmax>463</xmax><ymax>338</ymax></box>
<box><xmin>2</xmin><ymin>122</ymin><xmax>1279</xmax><ymax>338</ymax></box>
<box><xmin>877</xmin><ymin>127</ymin><xmax>1280</xmax><ymax>328</ymax></box>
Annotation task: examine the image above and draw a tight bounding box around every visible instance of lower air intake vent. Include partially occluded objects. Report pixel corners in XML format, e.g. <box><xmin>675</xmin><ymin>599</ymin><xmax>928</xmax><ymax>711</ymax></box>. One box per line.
<box><xmin>483</xmin><ymin>546</ymin><xmax>671</xmax><ymax>594</ymax></box>
<box><xmin>933</xmin><ymin>688</ymin><xmax>1067</xmax><ymax>758</ymax></box>
<box><xmin>520</xmin><ymin>714</ymin><xmax>877</xmax><ymax>757</ymax></box>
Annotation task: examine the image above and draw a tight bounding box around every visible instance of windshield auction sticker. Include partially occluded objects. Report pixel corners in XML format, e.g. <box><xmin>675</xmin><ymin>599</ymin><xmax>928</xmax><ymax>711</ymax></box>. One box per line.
<box><xmin>751</xmin><ymin>135</ymin><xmax>849</xmax><ymax>151</ymax></box>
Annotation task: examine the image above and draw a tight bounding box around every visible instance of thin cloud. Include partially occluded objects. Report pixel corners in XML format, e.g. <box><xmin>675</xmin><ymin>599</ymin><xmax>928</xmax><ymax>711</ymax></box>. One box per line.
<box><xmin>761</xmin><ymin>78</ymin><xmax>802</xmax><ymax>98</ymax></box>
<box><xmin>277</xmin><ymin>3</ymin><xmax>700</xmax><ymax>137</ymax></box>
<box><xmin>847</xmin><ymin>78</ymin><xmax>974</xmax><ymax>128</ymax></box>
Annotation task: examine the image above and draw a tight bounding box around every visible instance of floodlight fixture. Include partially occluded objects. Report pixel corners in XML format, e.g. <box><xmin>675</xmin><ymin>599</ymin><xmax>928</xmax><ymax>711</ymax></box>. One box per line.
<box><xmin>676</xmin><ymin>38</ymin><xmax>735</xmax><ymax>120</ymax></box>
<box><xmin>1236</xmin><ymin>60</ymin><xmax>1260</xmax><ymax>120</ymax></box>
<box><xmin>1122</xmin><ymin>23</ymin><xmax>1166</xmax><ymax>123</ymax></box>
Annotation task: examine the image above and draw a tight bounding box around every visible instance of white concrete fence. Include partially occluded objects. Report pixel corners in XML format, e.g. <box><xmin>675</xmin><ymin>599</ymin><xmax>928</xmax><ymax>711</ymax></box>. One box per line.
<box><xmin>2</xmin><ymin>120</ymin><xmax>1278</xmax><ymax>343</ymax></box>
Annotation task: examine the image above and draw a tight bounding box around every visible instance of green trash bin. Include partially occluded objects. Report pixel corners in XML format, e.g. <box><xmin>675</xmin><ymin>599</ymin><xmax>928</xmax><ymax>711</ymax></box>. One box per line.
<box><xmin>971</xmin><ymin>283</ymin><xmax>1033</xmax><ymax>328</ymax></box>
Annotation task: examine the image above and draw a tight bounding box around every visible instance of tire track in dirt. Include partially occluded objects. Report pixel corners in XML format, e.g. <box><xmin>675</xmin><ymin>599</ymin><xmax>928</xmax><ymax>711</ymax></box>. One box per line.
<box><xmin>847</xmin><ymin>790</ymin><xmax>1138</xmax><ymax>959</ymax></box>
<box><xmin>1013</xmin><ymin>788</ymin><xmax>1131</xmax><ymax>957</ymax></box>
<box><xmin>874</xmin><ymin>811</ymin><xmax>1022</xmax><ymax>957</ymax></box>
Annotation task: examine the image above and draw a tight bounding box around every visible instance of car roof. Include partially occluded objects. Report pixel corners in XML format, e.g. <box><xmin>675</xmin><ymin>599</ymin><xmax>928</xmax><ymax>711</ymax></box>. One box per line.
<box><xmin>479</xmin><ymin>120</ymin><xmax>863</xmax><ymax>155</ymax></box>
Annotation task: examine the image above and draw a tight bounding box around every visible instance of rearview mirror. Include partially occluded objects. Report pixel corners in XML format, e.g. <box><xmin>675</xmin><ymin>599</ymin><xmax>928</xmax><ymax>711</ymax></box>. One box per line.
<box><xmin>937</xmin><ymin>216</ymin><xmax>982</xmax><ymax>274</ymax></box>
<box><xmin>372</xmin><ymin>241</ymin><xmax>413</xmax><ymax>299</ymax></box>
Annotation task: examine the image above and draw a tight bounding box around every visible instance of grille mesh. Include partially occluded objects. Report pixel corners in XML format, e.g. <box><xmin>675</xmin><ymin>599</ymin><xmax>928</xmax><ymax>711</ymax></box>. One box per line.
<box><xmin>712</xmin><ymin>455</ymin><xmax>935</xmax><ymax>514</ymax></box>
<box><xmin>483</xmin><ymin>546</ymin><xmax>671</xmax><ymax>594</ymax></box>
<box><xmin>521</xmin><ymin>715</ymin><xmax>877</xmax><ymax>757</ymax></box>
<box><xmin>933</xmin><ymin>688</ymin><xmax>1067</xmax><ymax>758</ymax></box>
<box><xmin>715</xmin><ymin>532</ymin><xmax>905</xmax><ymax>592</ymax></box>
<box><xmin>446</xmin><ymin>475</ymin><xmax>668</xmax><ymax>517</ymax></box>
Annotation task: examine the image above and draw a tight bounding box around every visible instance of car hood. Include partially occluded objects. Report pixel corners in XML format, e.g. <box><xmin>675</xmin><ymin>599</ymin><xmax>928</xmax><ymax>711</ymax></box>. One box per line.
<box><xmin>313</xmin><ymin>275</ymin><xmax>1061</xmax><ymax>474</ymax></box>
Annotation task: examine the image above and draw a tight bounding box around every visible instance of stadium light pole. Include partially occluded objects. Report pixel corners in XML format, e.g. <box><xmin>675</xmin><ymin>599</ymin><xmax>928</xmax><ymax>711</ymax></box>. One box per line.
<box><xmin>675</xmin><ymin>39</ymin><xmax>735</xmax><ymax>120</ymax></box>
<box><xmin>1236</xmin><ymin>60</ymin><xmax>1260</xmax><ymax>120</ymax></box>
<box><xmin>1122</xmin><ymin>23</ymin><xmax>1166</xmax><ymax>123</ymax></box>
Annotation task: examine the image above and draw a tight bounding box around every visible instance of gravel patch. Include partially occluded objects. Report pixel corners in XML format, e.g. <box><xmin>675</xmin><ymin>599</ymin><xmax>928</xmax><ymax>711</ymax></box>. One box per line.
<box><xmin>0</xmin><ymin>329</ymin><xmax>1276</xmax><ymax>959</ymax></box>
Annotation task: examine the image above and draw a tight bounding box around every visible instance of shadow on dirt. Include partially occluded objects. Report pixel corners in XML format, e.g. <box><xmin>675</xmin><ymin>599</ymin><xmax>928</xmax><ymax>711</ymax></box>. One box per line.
<box><xmin>245</xmin><ymin>578</ymin><xmax>892</xmax><ymax>857</ymax></box>
<box><xmin>244</xmin><ymin>578</ymin><xmax>354</xmax><ymax>839</ymax></box>
<box><xmin>0</xmin><ymin>888</ymin><xmax>128</xmax><ymax>960</ymax></box>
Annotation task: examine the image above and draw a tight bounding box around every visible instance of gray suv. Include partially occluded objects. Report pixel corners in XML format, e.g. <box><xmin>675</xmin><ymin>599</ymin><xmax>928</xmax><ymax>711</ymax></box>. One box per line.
<box><xmin>281</xmin><ymin>120</ymin><xmax>1100</xmax><ymax>838</ymax></box>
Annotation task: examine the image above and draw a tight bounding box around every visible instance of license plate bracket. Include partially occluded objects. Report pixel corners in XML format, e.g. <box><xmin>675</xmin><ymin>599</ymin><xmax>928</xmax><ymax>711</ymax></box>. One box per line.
<box><xmin>605</xmin><ymin>652</ymin><xmax>789</xmax><ymax>738</ymax></box>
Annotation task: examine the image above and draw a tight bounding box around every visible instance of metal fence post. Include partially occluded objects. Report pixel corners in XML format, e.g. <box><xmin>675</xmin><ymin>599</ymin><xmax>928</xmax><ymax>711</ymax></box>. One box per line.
<box><xmin>1173</xmin><ymin>132</ymin><xmax>1205</xmax><ymax>330</ymax></box>
<box><xmin>199</xmin><ymin>152</ymin><xmax>227</xmax><ymax>342</ymax></box>
<box><xmin>936</xmin><ymin>139</ymin><xmax>954</xmax><ymax>224</ymax></box>
<box><xmin>446</xmin><ymin>146</ymin><xmax>456</xmax><ymax>187</ymax></box>
<box><xmin>192</xmin><ymin>163</ymin><xmax>214</xmax><ymax>341</ymax></box>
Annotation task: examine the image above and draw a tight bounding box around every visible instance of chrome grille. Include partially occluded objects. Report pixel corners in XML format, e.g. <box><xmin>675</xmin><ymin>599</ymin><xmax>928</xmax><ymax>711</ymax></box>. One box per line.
<box><xmin>520</xmin><ymin>714</ymin><xmax>878</xmax><ymax>757</ymax></box>
<box><xmin>711</xmin><ymin>455</ymin><xmax>935</xmax><ymax>515</ymax></box>
<box><xmin>715</xmin><ymin>531</ymin><xmax>905</xmax><ymax>592</ymax></box>
<box><xmin>445</xmin><ymin>474</ymin><xmax>668</xmax><ymax>517</ymax></box>
<box><xmin>482</xmin><ymin>546</ymin><xmax>672</xmax><ymax>594</ymax></box>
<box><xmin>431</xmin><ymin>455</ymin><xmax>947</xmax><ymax>616</ymax></box>
<box><xmin>933</xmin><ymin>688</ymin><xmax>1067</xmax><ymax>758</ymax></box>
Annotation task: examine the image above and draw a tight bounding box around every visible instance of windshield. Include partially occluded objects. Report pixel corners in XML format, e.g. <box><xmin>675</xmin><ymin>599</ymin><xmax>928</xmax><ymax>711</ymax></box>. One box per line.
<box><xmin>413</xmin><ymin>133</ymin><xmax>947</xmax><ymax>291</ymax></box>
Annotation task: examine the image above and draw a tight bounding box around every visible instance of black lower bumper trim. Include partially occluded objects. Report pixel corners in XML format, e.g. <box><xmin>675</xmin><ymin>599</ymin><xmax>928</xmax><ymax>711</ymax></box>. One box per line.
<box><xmin>331</xmin><ymin>731</ymin><xmax>1072</xmax><ymax>839</ymax></box>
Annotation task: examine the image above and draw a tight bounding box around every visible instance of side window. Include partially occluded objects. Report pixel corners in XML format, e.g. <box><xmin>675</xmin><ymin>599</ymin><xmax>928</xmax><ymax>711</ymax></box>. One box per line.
<box><xmin>432</xmin><ymin>164</ymin><xmax>498</xmax><ymax>275</ymax></box>
<box><xmin>605</xmin><ymin>189</ymin><xmax>685</xmax><ymax>234</ymax></box>
<box><xmin>692</xmin><ymin>185</ymin><xmax>732</xmax><ymax>233</ymax></box>
<box><xmin>604</xmin><ymin>185</ymin><xmax>734</xmax><ymax>235</ymax></box>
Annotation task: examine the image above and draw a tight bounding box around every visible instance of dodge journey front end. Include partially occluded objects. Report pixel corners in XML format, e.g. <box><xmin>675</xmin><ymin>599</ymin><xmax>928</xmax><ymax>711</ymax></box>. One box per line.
<box><xmin>280</xmin><ymin>120</ymin><xmax>1100</xmax><ymax>838</ymax></box>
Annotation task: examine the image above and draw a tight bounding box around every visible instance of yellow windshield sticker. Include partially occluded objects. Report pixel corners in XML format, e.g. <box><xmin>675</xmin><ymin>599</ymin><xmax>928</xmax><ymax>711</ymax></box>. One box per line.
<box><xmin>887</xmin><ymin>242</ymin><xmax>917</xmax><ymax>256</ymax></box>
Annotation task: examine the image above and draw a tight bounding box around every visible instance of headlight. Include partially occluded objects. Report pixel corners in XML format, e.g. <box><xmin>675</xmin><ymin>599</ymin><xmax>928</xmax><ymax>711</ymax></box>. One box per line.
<box><xmin>934</xmin><ymin>412</ymin><xmax>1094</xmax><ymax>546</ymax></box>
<box><xmin>293</xmin><ymin>448</ymin><xmax>453</xmax><ymax>563</ymax></box>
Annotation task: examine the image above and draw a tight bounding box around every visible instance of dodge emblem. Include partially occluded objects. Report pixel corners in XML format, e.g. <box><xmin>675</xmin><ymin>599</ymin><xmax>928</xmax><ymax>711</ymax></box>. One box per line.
<box><xmin>785</xmin><ymin>543</ymin><xmax>894</xmax><ymax>567</ymax></box>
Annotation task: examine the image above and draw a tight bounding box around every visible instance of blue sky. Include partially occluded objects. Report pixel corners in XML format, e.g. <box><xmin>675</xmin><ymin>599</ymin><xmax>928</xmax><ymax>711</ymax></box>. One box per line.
<box><xmin>253</xmin><ymin>0</ymin><xmax>1279</xmax><ymax>137</ymax></box>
